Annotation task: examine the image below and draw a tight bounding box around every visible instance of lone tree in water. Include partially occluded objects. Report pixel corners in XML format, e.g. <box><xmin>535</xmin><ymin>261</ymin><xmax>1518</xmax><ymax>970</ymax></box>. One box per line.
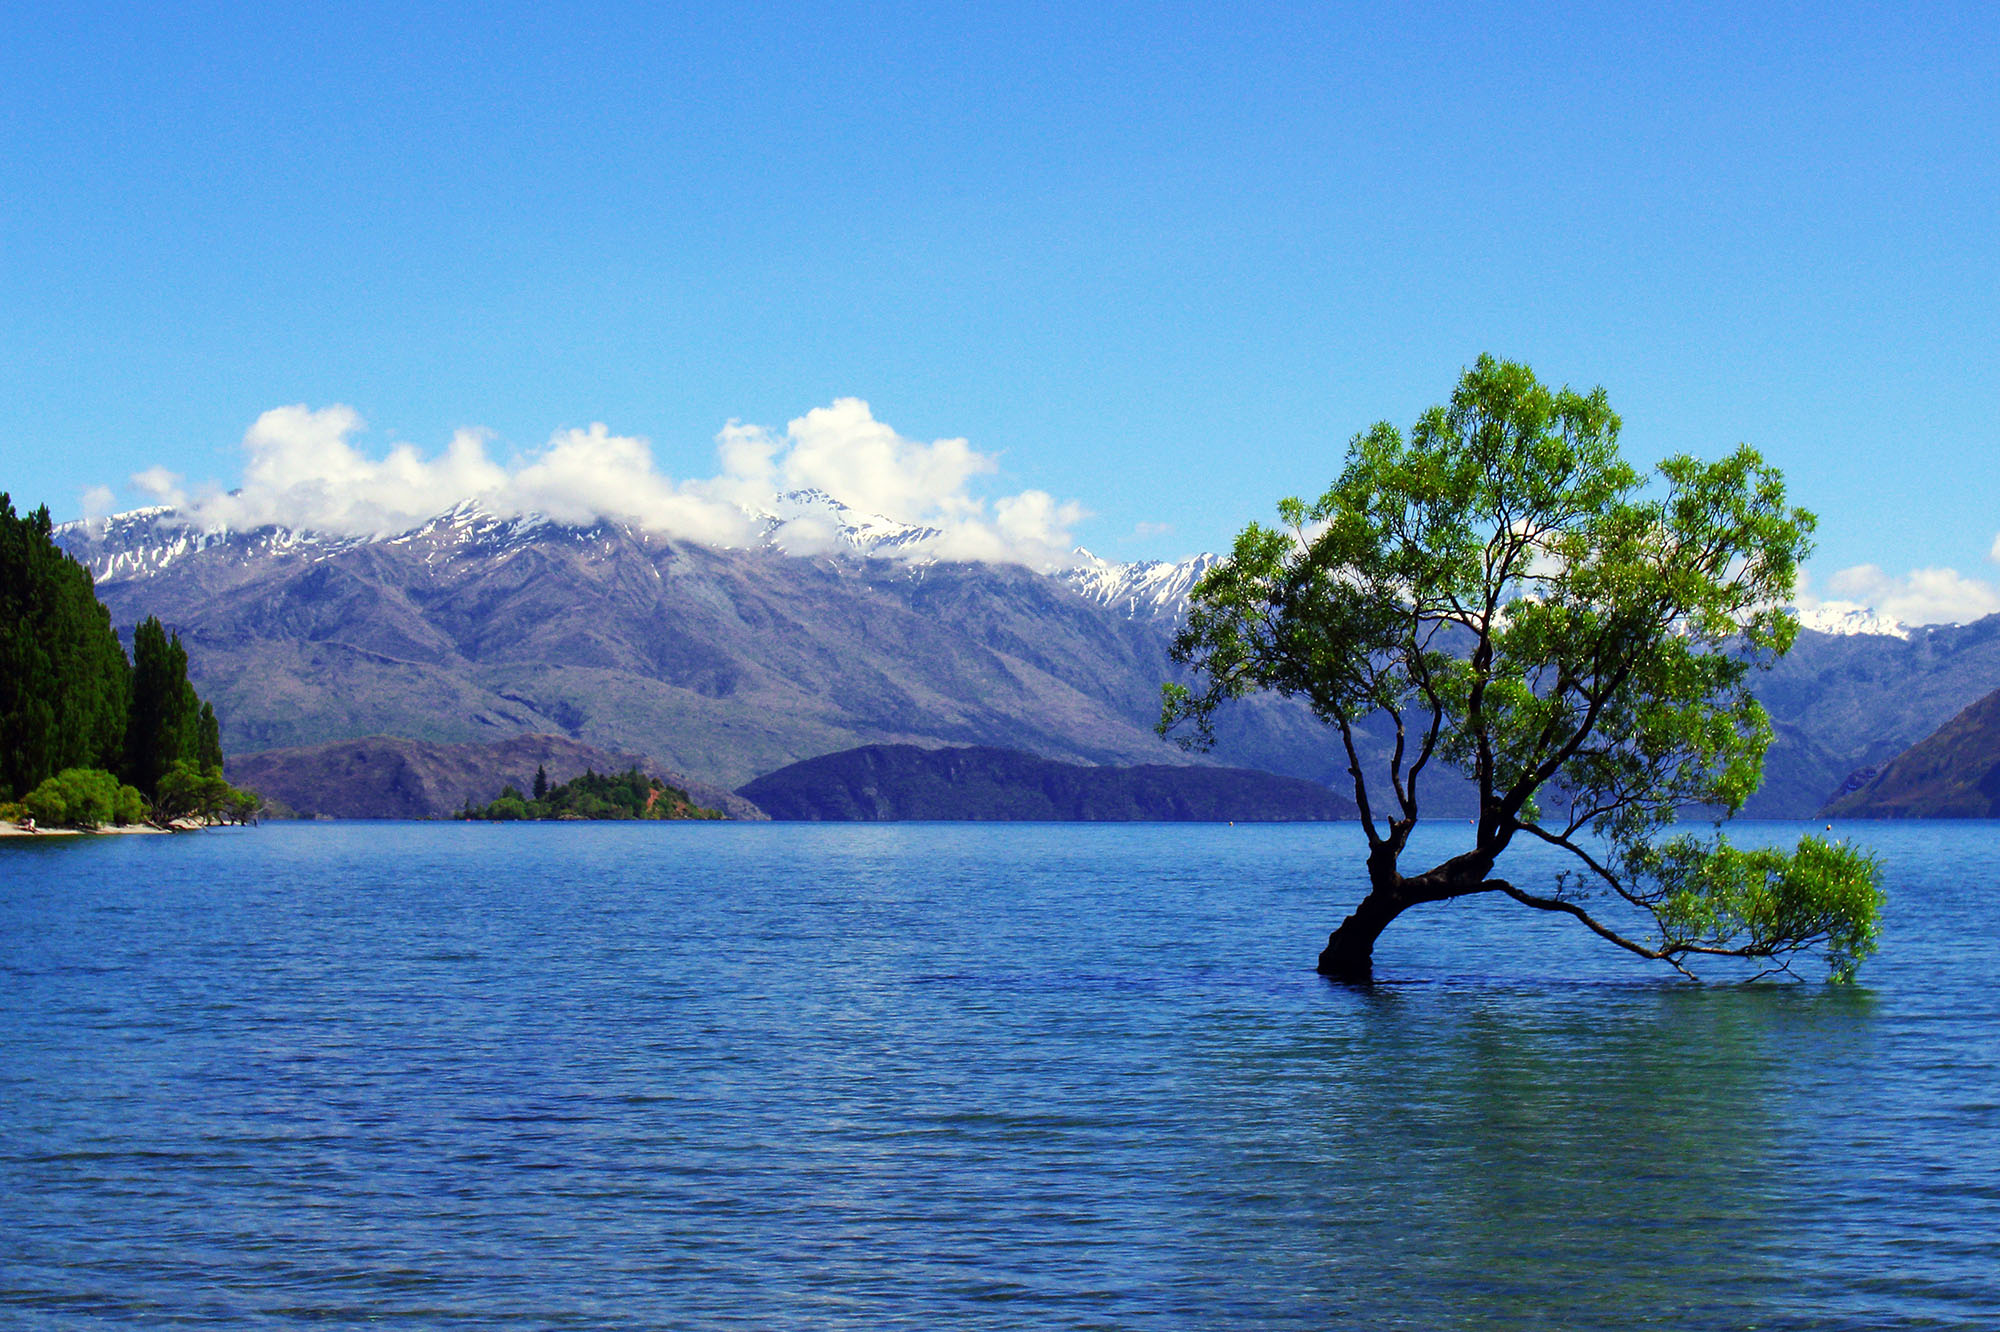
<box><xmin>1162</xmin><ymin>356</ymin><xmax>1883</xmax><ymax>983</ymax></box>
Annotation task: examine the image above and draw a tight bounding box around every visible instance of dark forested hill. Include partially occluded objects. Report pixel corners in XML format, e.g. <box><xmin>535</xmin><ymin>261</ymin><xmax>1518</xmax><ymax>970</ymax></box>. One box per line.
<box><xmin>737</xmin><ymin>744</ymin><xmax>1356</xmax><ymax>821</ymax></box>
<box><xmin>1820</xmin><ymin>687</ymin><xmax>2000</xmax><ymax>818</ymax></box>
<box><xmin>228</xmin><ymin>733</ymin><xmax>761</xmax><ymax>821</ymax></box>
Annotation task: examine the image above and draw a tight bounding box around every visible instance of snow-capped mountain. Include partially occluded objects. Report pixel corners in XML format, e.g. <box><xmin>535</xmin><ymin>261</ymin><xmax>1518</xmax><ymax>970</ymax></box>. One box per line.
<box><xmin>1058</xmin><ymin>553</ymin><xmax>1218</xmax><ymax>618</ymax></box>
<box><xmin>755</xmin><ymin>488</ymin><xmax>944</xmax><ymax>560</ymax></box>
<box><xmin>57</xmin><ymin>506</ymin><xmax>365</xmax><ymax>581</ymax></box>
<box><xmin>62</xmin><ymin>498</ymin><xmax>1939</xmax><ymax>646</ymax></box>
<box><xmin>1792</xmin><ymin>603</ymin><xmax>1912</xmax><ymax>640</ymax></box>
<box><xmin>59</xmin><ymin>493</ymin><xmax>1215</xmax><ymax>623</ymax></box>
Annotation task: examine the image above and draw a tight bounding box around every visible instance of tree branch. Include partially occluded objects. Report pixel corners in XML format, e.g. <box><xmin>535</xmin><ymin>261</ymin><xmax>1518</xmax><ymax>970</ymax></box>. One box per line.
<box><xmin>1333</xmin><ymin>713</ymin><xmax>1384</xmax><ymax>850</ymax></box>
<box><xmin>1495</xmin><ymin>883</ymin><xmax>1698</xmax><ymax>979</ymax></box>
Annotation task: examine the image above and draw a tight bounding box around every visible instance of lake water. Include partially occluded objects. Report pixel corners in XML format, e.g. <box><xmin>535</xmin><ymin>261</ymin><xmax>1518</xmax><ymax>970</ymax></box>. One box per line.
<box><xmin>2</xmin><ymin>820</ymin><xmax>1997</xmax><ymax>1329</ymax></box>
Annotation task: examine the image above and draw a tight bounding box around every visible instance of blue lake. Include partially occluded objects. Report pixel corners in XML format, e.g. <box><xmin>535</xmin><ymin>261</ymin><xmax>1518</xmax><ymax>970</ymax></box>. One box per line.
<box><xmin>3</xmin><ymin>820</ymin><xmax>1997</xmax><ymax>1329</ymax></box>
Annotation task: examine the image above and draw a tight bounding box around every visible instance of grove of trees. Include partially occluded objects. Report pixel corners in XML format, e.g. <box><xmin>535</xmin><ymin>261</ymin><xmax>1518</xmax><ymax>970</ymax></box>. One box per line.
<box><xmin>1162</xmin><ymin>356</ymin><xmax>1884</xmax><ymax>983</ymax></box>
<box><xmin>1</xmin><ymin>492</ymin><xmax>255</xmax><ymax>828</ymax></box>
<box><xmin>459</xmin><ymin>767</ymin><xmax>723</xmax><ymax>821</ymax></box>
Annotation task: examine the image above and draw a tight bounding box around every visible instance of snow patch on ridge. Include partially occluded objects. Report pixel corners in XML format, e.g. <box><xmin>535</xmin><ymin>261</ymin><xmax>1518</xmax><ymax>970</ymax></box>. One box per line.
<box><xmin>1792</xmin><ymin>603</ymin><xmax>1912</xmax><ymax>640</ymax></box>
<box><xmin>57</xmin><ymin>497</ymin><xmax>1203</xmax><ymax>619</ymax></box>
<box><xmin>1059</xmin><ymin>554</ymin><xmax>1217</xmax><ymax>618</ymax></box>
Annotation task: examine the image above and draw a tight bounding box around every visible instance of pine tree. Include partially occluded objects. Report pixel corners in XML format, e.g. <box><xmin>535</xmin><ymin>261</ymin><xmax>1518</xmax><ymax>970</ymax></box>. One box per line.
<box><xmin>533</xmin><ymin>764</ymin><xmax>549</xmax><ymax>800</ymax></box>
<box><xmin>0</xmin><ymin>494</ymin><xmax>131</xmax><ymax>797</ymax></box>
<box><xmin>196</xmin><ymin>701</ymin><xmax>224</xmax><ymax>774</ymax></box>
<box><xmin>125</xmin><ymin>616</ymin><xmax>202</xmax><ymax>798</ymax></box>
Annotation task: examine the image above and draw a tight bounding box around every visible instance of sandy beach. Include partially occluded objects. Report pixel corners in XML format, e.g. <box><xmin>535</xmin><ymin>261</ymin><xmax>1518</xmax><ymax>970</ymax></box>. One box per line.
<box><xmin>0</xmin><ymin>822</ymin><xmax>188</xmax><ymax>838</ymax></box>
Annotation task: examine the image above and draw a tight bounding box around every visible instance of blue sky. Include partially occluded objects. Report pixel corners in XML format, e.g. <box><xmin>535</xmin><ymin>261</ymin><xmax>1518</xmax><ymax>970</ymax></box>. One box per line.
<box><xmin>4</xmin><ymin>2</ymin><xmax>1996</xmax><ymax>618</ymax></box>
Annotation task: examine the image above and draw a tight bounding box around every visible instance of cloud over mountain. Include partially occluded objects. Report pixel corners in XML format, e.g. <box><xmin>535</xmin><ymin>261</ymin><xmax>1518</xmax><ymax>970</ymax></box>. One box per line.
<box><xmin>128</xmin><ymin>399</ymin><xmax>1089</xmax><ymax>570</ymax></box>
<box><xmin>1796</xmin><ymin>563</ymin><xmax>2000</xmax><ymax>628</ymax></box>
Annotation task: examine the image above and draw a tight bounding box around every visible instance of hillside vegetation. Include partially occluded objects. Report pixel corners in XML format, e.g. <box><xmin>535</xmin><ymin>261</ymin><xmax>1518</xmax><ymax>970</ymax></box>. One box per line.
<box><xmin>227</xmin><ymin>733</ymin><xmax>760</xmax><ymax>820</ymax></box>
<box><xmin>459</xmin><ymin>766</ymin><xmax>724</xmax><ymax>821</ymax></box>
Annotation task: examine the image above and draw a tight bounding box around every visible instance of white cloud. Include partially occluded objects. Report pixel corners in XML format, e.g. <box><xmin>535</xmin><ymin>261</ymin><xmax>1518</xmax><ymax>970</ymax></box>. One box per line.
<box><xmin>79</xmin><ymin>485</ymin><xmax>115</xmax><ymax>522</ymax></box>
<box><xmin>720</xmin><ymin>397</ymin><xmax>998</xmax><ymax>525</ymax></box>
<box><xmin>1989</xmin><ymin>531</ymin><xmax>2000</xmax><ymax>564</ymax></box>
<box><xmin>501</xmin><ymin>423</ymin><xmax>755</xmax><ymax>546</ymax></box>
<box><xmin>1799</xmin><ymin>564</ymin><xmax>2000</xmax><ymax>627</ymax></box>
<box><xmin>130</xmin><ymin>397</ymin><xmax>1094</xmax><ymax>569</ymax></box>
<box><xmin>131</xmin><ymin>465</ymin><xmax>188</xmax><ymax>508</ymax></box>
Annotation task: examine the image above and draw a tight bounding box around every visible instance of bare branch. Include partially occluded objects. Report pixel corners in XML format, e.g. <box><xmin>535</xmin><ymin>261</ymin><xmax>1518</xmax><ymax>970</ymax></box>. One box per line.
<box><xmin>1496</xmin><ymin>884</ymin><xmax>1699</xmax><ymax>980</ymax></box>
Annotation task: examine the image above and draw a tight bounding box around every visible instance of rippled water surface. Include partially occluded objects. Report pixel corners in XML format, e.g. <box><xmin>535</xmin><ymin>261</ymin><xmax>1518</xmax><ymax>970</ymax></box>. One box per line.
<box><xmin>3</xmin><ymin>820</ymin><xmax>1998</xmax><ymax>1329</ymax></box>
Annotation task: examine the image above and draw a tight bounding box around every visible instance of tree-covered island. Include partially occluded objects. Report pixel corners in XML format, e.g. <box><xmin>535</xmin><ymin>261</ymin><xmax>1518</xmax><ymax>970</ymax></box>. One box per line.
<box><xmin>1162</xmin><ymin>357</ymin><xmax>1885</xmax><ymax>983</ymax></box>
<box><xmin>1</xmin><ymin>493</ymin><xmax>256</xmax><ymax>831</ymax></box>
<box><xmin>459</xmin><ymin>765</ymin><xmax>725</xmax><ymax>821</ymax></box>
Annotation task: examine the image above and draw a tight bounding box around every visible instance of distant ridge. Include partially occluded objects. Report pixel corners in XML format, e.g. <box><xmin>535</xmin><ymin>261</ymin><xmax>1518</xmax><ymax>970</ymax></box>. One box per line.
<box><xmin>229</xmin><ymin>734</ymin><xmax>763</xmax><ymax>821</ymax></box>
<box><xmin>1821</xmin><ymin>688</ymin><xmax>2000</xmax><ymax>818</ymax></box>
<box><xmin>737</xmin><ymin>744</ymin><xmax>1356</xmax><ymax>822</ymax></box>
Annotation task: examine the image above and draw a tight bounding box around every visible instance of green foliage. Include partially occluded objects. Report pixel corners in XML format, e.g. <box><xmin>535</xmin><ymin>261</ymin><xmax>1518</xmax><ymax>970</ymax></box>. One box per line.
<box><xmin>153</xmin><ymin>760</ymin><xmax>259</xmax><ymax>826</ymax></box>
<box><xmin>1162</xmin><ymin>355</ymin><xmax>1884</xmax><ymax>980</ymax></box>
<box><xmin>1629</xmin><ymin>834</ymin><xmax>1886</xmax><ymax>982</ymax></box>
<box><xmin>459</xmin><ymin>767</ymin><xmax>724</xmax><ymax>821</ymax></box>
<box><xmin>126</xmin><ymin>617</ymin><xmax>205</xmax><ymax>799</ymax></box>
<box><xmin>196</xmin><ymin>702</ymin><xmax>224</xmax><ymax>773</ymax></box>
<box><xmin>0</xmin><ymin>495</ymin><xmax>241</xmax><ymax>816</ymax></box>
<box><xmin>19</xmin><ymin>767</ymin><xmax>142</xmax><ymax>829</ymax></box>
<box><xmin>0</xmin><ymin>495</ymin><xmax>131</xmax><ymax>797</ymax></box>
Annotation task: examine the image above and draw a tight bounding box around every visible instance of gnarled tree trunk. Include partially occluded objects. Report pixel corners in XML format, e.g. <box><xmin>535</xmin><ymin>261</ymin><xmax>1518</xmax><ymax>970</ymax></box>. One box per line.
<box><xmin>1317</xmin><ymin>889</ymin><xmax>1406</xmax><ymax>983</ymax></box>
<box><xmin>1317</xmin><ymin>851</ymin><xmax>1506</xmax><ymax>984</ymax></box>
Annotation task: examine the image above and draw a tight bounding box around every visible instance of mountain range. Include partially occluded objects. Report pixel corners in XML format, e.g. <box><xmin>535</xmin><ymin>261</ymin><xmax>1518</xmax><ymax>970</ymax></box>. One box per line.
<box><xmin>55</xmin><ymin>493</ymin><xmax>2000</xmax><ymax>819</ymax></box>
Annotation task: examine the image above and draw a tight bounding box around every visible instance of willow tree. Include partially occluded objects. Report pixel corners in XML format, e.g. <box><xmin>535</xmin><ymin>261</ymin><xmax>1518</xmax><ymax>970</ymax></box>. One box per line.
<box><xmin>1161</xmin><ymin>356</ymin><xmax>1883</xmax><ymax>983</ymax></box>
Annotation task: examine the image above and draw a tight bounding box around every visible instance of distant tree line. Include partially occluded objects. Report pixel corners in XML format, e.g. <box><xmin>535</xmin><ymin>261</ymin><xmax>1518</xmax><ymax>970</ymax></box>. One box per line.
<box><xmin>459</xmin><ymin>765</ymin><xmax>724</xmax><ymax>821</ymax></box>
<box><xmin>0</xmin><ymin>493</ymin><xmax>256</xmax><ymax>828</ymax></box>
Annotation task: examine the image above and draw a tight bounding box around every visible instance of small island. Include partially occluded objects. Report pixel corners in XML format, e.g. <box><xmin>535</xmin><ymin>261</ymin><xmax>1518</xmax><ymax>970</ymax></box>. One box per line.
<box><xmin>458</xmin><ymin>766</ymin><xmax>725</xmax><ymax>821</ymax></box>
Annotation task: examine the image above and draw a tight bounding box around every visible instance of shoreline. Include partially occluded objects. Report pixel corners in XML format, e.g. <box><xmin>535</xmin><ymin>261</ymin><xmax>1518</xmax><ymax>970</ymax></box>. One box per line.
<box><xmin>0</xmin><ymin>821</ymin><xmax>199</xmax><ymax>839</ymax></box>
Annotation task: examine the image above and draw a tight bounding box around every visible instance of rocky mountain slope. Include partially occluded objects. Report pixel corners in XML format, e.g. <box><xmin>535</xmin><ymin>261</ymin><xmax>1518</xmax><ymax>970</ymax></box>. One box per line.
<box><xmin>1820</xmin><ymin>687</ymin><xmax>2000</xmax><ymax>818</ymax></box>
<box><xmin>737</xmin><ymin>744</ymin><xmax>1357</xmax><ymax>821</ymax></box>
<box><xmin>57</xmin><ymin>498</ymin><xmax>2000</xmax><ymax>818</ymax></box>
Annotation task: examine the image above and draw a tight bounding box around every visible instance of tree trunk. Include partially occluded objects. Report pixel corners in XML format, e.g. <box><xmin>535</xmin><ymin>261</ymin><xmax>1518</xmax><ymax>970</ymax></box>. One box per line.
<box><xmin>1317</xmin><ymin>854</ymin><xmax>1502</xmax><ymax>984</ymax></box>
<box><xmin>1318</xmin><ymin>848</ymin><xmax>1408</xmax><ymax>984</ymax></box>
<box><xmin>1316</xmin><ymin>886</ymin><xmax>1406</xmax><ymax>984</ymax></box>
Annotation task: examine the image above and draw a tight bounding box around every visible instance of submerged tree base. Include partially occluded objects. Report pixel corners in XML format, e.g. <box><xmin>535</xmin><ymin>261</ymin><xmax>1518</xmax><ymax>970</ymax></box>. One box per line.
<box><xmin>1316</xmin><ymin>899</ymin><xmax>1397</xmax><ymax>984</ymax></box>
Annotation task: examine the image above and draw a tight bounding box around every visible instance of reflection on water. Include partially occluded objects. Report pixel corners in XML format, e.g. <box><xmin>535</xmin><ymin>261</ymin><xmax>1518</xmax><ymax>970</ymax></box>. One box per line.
<box><xmin>0</xmin><ymin>820</ymin><xmax>1995</xmax><ymax>1329</ymax></box>
<box><xmin>1187</xmin><ymin>989</ymin><xmax>1816</xmax><ymax>1329</ymax></box>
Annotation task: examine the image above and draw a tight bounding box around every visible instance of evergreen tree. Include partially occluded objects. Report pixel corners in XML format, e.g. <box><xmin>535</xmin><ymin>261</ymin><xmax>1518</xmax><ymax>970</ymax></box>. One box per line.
<box><xmin>124</xmin><ymin>617</ymin><xmax>203</xmax><ymax>798</ymax></box>
<box><xmin>533</xmin><ymin>764</ymin><xmax>549</xmax><ymax>800</ymax></box>
<box><xmin>1</xmin><ymin>493</ymin><xmax>245</xmax><ymax>817</ymax></box>
<box><xmin>196</xmin><ymin>701</ymin><xmax>224</xmax><ymax>773</ymax></box>
<box><xmin>0</xmin><ymin>494</ymin><xmax>131</xmax><ymax>797</ymax></box>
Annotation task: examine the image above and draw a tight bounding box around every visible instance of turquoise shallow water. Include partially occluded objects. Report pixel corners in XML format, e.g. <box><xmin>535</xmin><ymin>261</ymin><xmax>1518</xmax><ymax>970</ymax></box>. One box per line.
<box><xmin>2</xmin><ymin>819</ymin><xmax>1996</xmax><ymax>1329</ymax></box>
